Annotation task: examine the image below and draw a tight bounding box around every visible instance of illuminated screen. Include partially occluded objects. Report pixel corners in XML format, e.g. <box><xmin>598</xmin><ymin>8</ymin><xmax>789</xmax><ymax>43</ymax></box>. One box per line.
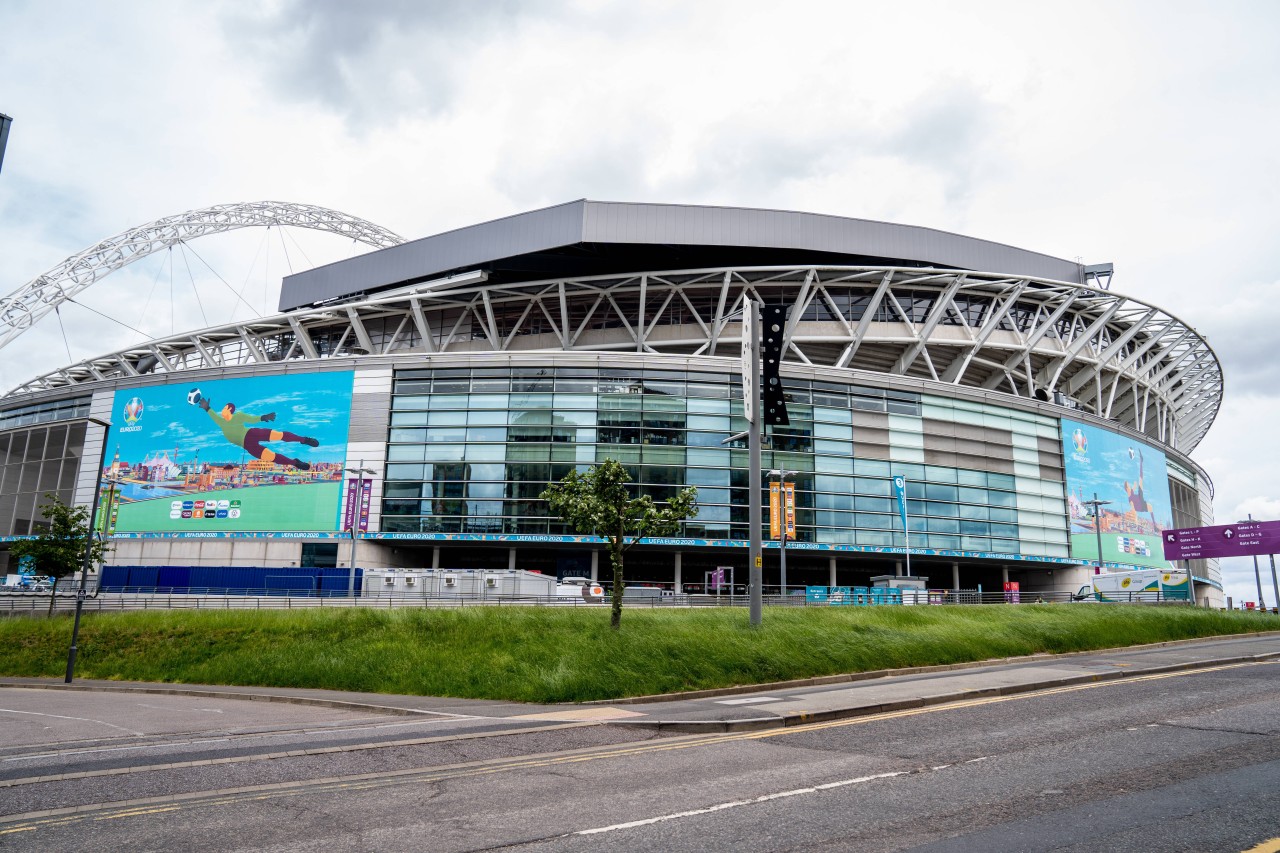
<box><xmin>101</xmin><ymin>371</ymin><xmax>354</xmax><ymax>533</ymax></box>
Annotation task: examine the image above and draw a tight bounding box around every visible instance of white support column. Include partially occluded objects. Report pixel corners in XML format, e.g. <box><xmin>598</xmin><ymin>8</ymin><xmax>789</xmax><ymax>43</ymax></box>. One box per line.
<box><xmin>895</xmin><ymin>560</ymin><xmax>903</xmax><ymax>577</ymax></box>
<box><xmin>431</xmin><ymin>547</ymin><xmax>440</xmax><ymax>570</ymax></box>
<box><xmin>828</xmin><ymin>557</ymin><xmax>837</xmax><ymax>587</ymax></box>
<box><xmin>590</xmin><ymin>550</ymin><xmax>599</xmax><ymax>582</ymax></box>
<box><xmin>508</xmin><ymin>548</ymin><xmax>517</xmax><ymax>571</ymax></box>
<box><xmin>1001</xmin><ymin>566</ymin><xmax>1010</xmax><ymax>585</ymax></box>
<box><xmin>952</xmin><ymin>562</ymin><xmax>961</xmax><ymax>591</ymax></box>
<box><xmin>674</xmin><ymin>552</ymin><xmax>682</xmax><ymax>593</ymax></box>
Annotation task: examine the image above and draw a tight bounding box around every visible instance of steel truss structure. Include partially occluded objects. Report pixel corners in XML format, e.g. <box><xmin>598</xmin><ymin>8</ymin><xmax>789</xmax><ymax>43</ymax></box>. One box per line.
<box><xmin>0</xmin><ymin>201</ymin><xmax>404</xmax><ymax>353</ymax></box>
<box><xmin>3</xmin><ymin>265</ymin><xmax>1221</xmax><ymax>453</ymax></box>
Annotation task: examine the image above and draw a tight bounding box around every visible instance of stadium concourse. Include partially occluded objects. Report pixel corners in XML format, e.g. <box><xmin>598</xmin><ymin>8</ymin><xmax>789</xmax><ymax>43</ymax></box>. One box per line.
<box><xmin>0</xmin><ymin>201</ymin><xmax>1224</xmax><ymax>605</ymax></box>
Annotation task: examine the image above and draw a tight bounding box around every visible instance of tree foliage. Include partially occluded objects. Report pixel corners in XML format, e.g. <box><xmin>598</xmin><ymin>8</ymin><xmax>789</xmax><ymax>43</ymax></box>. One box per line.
<box><xmin>9</xmin><ymin>493</ymin><xmax>111</xmax><ymax>616</ymax></box>
<box><xmin>542</xmin><ymin>459</ymin><xmax>697</xmax><ymax>629</ymax></box>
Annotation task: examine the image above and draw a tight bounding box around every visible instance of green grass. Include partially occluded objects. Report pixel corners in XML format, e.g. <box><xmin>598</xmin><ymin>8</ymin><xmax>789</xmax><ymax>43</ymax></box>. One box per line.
<box><xmin>0</xmin><ymin>605</ymin><xmax>1271</xmax><ymax>703</ymax></box>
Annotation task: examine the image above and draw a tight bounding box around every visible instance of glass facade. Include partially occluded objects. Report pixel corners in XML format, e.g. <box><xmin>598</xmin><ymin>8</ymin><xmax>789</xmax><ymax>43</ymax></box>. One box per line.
<box><xmin>381</xmin><ymin>366</ymin><xmax>1071</xmax><ymax>559</ymax></box>
<box><xmin>0</xmin><ymin>422</ymin><xmax>88</xmax><ymax>537</ymax></box>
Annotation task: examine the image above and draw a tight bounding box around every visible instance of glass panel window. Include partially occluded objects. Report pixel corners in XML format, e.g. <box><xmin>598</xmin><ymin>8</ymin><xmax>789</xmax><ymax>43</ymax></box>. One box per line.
<box><xmin>466</xmin><ymin>426</ymin><xmax>506</xmax><ymax>442</ymax></box>
<box><xmin>816</xmin><ymin>492</ymin><xmax>855</xmax><ymax>511</ymax></box>
<box><xmin>467</xmin><ymin>409</ymin><xmax>507</xmax><ymax>425</ymax></box>
<box><xmin>815</xmin><ymin>455</ymin><xmax>854</xmax><ymax>474</ymax></box>
<box><xmin>386</xmin><ymin>445</ymin><xmax>426</xmax><ymax>462</ymax></box>
<box><xmin>422</xmin><ymin>444</ymin><xmax>465</xmax><ymax>462</ymax></box>
<box><xmin>814</xmin><ymin>422</ymin><xmax>853</xmax><ymax>440</ymax></box>
<box><xmin>687</xmin><ymin>448</ymin><xmax>729</xmax><ymax>467</ymax></box>
<box><xmin>815</xmin><ymin>474</ymin><xmax>852</xmax><ymax>493</ymax></box>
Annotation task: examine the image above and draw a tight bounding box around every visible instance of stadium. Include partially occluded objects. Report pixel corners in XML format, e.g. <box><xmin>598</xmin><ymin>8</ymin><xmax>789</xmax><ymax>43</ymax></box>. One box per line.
<box><xmin>0</xmin><ymin>200</ymin><xmax>1224</xmax><ymax>605</ymax></box>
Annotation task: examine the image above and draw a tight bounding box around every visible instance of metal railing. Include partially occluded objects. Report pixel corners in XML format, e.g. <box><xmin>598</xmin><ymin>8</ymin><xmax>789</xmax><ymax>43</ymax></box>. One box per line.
<box><xmin>0</xmin><ymin>586</ymin><xmax>1220</xmax><ymax>616</ymax></box>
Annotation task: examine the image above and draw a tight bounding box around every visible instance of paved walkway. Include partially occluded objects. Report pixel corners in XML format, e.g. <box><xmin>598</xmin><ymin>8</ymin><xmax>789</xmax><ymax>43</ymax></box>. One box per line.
<box><xmin>4</xmin><ymin>632</ymin><xmax>1278</xmax><ymax>733</ymax></box>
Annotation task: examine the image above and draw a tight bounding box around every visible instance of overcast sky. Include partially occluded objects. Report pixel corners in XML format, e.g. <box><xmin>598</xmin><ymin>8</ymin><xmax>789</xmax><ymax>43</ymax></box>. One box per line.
<box><xmin>1</xmin><ymin>0</ymin><xmax>1277</xmax><ymax>605</ymax></box>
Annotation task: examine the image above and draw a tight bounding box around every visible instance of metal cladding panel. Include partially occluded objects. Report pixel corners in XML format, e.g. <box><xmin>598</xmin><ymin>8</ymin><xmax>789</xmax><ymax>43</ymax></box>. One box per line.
<box><xmin>156</xmin><ymin>566</ymin><xmax>191</xmax><ymax>588</ymax></box>
<box><xmin>280</xmin><ymin>201</ymin><xmax>588</xmax><ymax>310</ymax></box>
<box><xmin>580</xmin><ymin>201</ymin><xmax>1083</xmax><ymax>283</ymax></box>
<box><xmin>280</xmin><ymin>200</ymin><xmax>1084</xmax><ymax>311</ymax></box>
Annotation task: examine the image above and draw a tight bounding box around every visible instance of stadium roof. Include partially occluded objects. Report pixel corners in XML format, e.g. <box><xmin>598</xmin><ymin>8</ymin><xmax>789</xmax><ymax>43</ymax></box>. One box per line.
<box><xmin>279</xmin><ymin>200</ymin><xmax>1087</xmax><ymax>311</ymax></box>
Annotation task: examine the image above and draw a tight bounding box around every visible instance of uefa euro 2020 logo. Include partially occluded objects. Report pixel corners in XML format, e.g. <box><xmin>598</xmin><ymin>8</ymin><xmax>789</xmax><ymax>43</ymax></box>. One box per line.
<box><xmin>121</xmin><ymin>397</ymin><xmax>144</xmax><ymax>433</ymax></box>
<box><xmin>1071</xmin><ymin>428</ymin><xmax>1088</xmax><ymax>455</ymax></box>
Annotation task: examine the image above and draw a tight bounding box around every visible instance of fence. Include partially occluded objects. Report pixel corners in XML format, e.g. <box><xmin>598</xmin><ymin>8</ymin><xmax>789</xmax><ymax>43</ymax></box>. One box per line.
<box><xmin>0</xmin><ymin>585</ymin><xmax>1212</xmax><ymax>617</ymax></box>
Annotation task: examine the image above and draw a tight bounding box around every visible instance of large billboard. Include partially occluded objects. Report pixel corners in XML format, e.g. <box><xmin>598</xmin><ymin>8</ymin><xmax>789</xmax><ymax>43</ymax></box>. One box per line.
<box><xmin>101</xmin><ymin>371</ymin><xmax>354</xmax><ymax>533</ymax></box>
<box><xmin>1061</xmin><ymin>417</ymin><xmax>1173</xmax><ymax>569</ymax></box>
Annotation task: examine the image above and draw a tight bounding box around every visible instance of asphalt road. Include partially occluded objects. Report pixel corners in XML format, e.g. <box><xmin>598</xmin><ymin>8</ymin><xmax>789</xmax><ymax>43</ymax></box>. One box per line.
<box><xmin>2</xmin><ymin>660</ymin><xmax>1278</xmax><ymax>851</ymax></box>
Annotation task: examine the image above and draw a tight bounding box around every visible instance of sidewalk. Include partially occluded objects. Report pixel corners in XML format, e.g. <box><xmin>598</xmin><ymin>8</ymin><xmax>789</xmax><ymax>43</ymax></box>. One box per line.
<box><xmin>4</xmin><ymin>632</ymin><xmax>1278</xmax><ymax>734</ymax></box>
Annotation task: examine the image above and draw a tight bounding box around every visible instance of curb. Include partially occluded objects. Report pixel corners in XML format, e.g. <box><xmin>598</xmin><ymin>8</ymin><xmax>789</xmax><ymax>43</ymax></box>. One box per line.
<box><xmin>607</xmin><ymin>651</ymin><xmax>1280</xmax><ymax>733</ymax></box>
<box><xmin>585</xmin><ymin>629</ymin><xmax>1280</xmax><ymax>705</ymax></box>
<box><xmin>0</xmin><ymin>682</ymin><xmax>452</xmax><ymax>718</ymax></box>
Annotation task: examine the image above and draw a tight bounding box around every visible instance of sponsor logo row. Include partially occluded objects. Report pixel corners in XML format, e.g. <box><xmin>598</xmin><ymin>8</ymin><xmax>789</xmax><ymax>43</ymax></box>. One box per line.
<box><xmin>168</xmin><ymin>498</ymin><xmax>244</xmax><ymax>520</ymax></box>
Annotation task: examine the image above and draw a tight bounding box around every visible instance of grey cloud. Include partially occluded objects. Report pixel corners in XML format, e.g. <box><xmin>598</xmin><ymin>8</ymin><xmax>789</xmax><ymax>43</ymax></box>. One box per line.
<box><xmin>1189</xmin><ymin>279</ymin><xmax>1280</xmax><ymax>397</ymax></box>
<box><xmin>223</xmin><ymin>0</ymin><xmax>565</xmax><ymax>123</ymax></box>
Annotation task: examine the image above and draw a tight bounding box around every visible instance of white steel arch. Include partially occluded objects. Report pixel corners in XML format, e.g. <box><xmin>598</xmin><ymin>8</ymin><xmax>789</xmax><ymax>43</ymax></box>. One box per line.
<box><xmin>0</xmin><ymin>201</ymin><xmax>404</xmax><ymax>353</ymax></box>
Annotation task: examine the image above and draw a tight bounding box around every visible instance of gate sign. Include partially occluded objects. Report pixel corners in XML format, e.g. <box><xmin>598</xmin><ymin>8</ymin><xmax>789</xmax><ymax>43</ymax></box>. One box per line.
<box><xmin>1162</xmin><ymin>520</ymin><xmax>1280</xmax><ymax>560</ymax></box>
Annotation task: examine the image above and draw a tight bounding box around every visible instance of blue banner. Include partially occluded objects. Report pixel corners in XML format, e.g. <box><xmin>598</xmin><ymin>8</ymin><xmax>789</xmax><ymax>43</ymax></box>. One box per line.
<box><xmin>892</xmin><ymin>475</ymin><xmax>908</xmax><ymax>530</ymax></box>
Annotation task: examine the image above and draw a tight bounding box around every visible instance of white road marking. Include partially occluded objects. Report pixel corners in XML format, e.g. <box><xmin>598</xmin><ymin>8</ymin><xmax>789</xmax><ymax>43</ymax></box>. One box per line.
<box><xmin>574</xmin><ymin>772</ymin><xmax>906</xmax><ymax>836</ymax></box>
<box><xmin>0</xmin><ymin>708</ymin><xmax>143</xmax><ymax>736</ymax></box>
<box><xmin>715</xmin><ymin>696</ymin><xmax>783</xmax><ymax>705</ymax></box>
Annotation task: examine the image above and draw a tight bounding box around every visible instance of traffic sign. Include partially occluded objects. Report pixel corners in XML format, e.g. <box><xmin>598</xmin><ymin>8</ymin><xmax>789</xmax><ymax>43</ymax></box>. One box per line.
<box><xmin>1162</xmin><ymin>520</ymin><xmax>1280</xmax><ymax>560</ymax></box>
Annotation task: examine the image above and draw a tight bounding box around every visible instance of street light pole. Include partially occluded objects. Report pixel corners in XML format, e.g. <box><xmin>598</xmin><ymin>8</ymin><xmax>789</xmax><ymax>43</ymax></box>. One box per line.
<box><xmin>345</xmin><ymin>461</ymin><xmax>375</xmax><ymax>598</ymax></box>
<box><xmin>1246</xmin><ymin>514</ymin><xmax>1266</xmax><ymax>611</ymax></box>
<box><xmin>1270</xmin><ymin>553</ymin><xmax>1279</xmax><ymax>616</ymax></box>
<box><xmin>1081</xmin><ymin>493</ymin><xmax>1112</xmax><ymax>578</ymax></box>
<box><xmin>66</xmin><ymin>416</ymin><xmax>112</xmax><ymax>684</ymax></box>
<box><xmin>745</xmin><ymin>300</ymin><xmax>763</xmax><ymax>627</ymax></box>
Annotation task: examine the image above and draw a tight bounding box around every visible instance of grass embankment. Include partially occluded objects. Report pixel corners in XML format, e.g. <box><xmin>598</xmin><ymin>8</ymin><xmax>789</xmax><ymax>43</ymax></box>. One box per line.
<box><xmin>0</xmin><ymin>606</ymin><xmax>1271</xmax><ymax>703</ymax></box>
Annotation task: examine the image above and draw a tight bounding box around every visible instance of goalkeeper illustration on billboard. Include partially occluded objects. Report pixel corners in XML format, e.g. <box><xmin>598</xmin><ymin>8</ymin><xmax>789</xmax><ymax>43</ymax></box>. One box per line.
<box><xmin>99</xmin><ymin>371</ymin><xmax>355</xmax><ymax>534</ymax></box>
<box><xmin>190</xmin><ymin>388</ymin><xmax>320</xmax><ymax>471</ymax></box>
<box><xmin>1061</xmin><ymin>417</ymin><xmax>1173</xmax><ymax>570</ymax></box>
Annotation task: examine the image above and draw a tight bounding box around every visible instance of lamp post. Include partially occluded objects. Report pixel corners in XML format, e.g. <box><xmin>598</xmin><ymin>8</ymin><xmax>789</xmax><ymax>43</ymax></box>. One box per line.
<box><xmin>65</xmin><ymin>417</ymin><xmax>112</xmax><ymax>684</ymax></box>
<box><xmin>1081</xmin><ymin>493</ymin><xmax>1111</xmax><ymax>578</ymax></box>
<box><xmin>1241</xmin><ymin>515</ymin><xmax>1266</xmax><ymax>611</ymax></box>
<box><xmin>768</xmin><ymin>468</ymin><xmax>797</xmax><ymax>597</ymax></box>
<box><xmin>345</xmin><ymin>461</ymin><xmax>375</xmax><ymax>597</ymax></box>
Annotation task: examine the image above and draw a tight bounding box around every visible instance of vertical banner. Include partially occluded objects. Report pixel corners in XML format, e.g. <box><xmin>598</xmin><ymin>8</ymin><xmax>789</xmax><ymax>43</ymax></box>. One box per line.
<box><xmin>1003</xmin><ymin>581</ymin><xmax>1021</xmax><ymax>603</ymax></box>
<box><xmin>783</xmin><ymin>481</ymin><xmax>796</xmax><ymax>539</ymax></box>
<box><xmin>892</xmin><ymin>475</ymin><xmax>908</xmax><ymax>530</ymax></box>
<box><xmin>769</xmin><ymin>480</ymin><xmax>781</xmax><ymax>540</ymax></box>
<box><xmin>344</xmin><ymin>479</ymin><xmax>372</xmax><ymax>533</ymax></box>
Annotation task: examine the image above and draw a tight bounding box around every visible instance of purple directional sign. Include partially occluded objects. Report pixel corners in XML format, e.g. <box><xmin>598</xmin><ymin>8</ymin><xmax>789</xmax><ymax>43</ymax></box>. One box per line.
<box><xmin>1162</xmin><ymin>520</ymin><xmax>1280</xmax><ymax>560</ymax></box>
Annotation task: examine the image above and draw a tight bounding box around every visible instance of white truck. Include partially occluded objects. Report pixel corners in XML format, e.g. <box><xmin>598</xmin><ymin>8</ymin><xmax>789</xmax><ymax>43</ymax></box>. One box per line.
<box><xmin>1076</xmin><ymin>568</ymin><xmax>1192</xmax><ymax>603</ymax></box>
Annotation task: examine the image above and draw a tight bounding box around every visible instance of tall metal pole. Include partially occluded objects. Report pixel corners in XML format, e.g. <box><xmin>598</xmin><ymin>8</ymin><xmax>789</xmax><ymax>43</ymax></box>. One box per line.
<box><xmin>66</xmin><ymin>417</ymin><xmax>112</xmax><ymax>684</ymax></box>
<box><xmin>746</xmin><ymin>300</ymin><xmax>763</xmax><ymax>627</ymax></box>
<box><xmin>346</xmin><ymin>460</ymin><xmax>365</xmax><ymax>598</ymax></box>
<box><xmin>1093</xmin><ymin>492</ymin><xmax>1106</xmax><ymax>575</ymax></box>
<box><xmin>1269</xmin><ymin>553</ymin><xmax>1279</xmax><ymax>615</ymax></box>
<box><xmin>1249</xmin><ymin>514</ymin><xmax>1266</xmax><ymax>611</ymax></box>
<box><xmin>779</xmin><ymin>526</ymin><xmax>787</xmax><ymax>597</ymax></box>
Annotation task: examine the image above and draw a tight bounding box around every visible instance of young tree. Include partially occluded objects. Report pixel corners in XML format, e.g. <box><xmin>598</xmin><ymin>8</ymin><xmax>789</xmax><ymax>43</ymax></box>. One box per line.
<box><xmin>542</xmin><ymin>459</ymin><xmax>697</xmax><ymax>630</ymax></box>
<box><xmin>9</xmin><ymin>493</ymin><xmax>111</xmax><ymax>617</ymax></box>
